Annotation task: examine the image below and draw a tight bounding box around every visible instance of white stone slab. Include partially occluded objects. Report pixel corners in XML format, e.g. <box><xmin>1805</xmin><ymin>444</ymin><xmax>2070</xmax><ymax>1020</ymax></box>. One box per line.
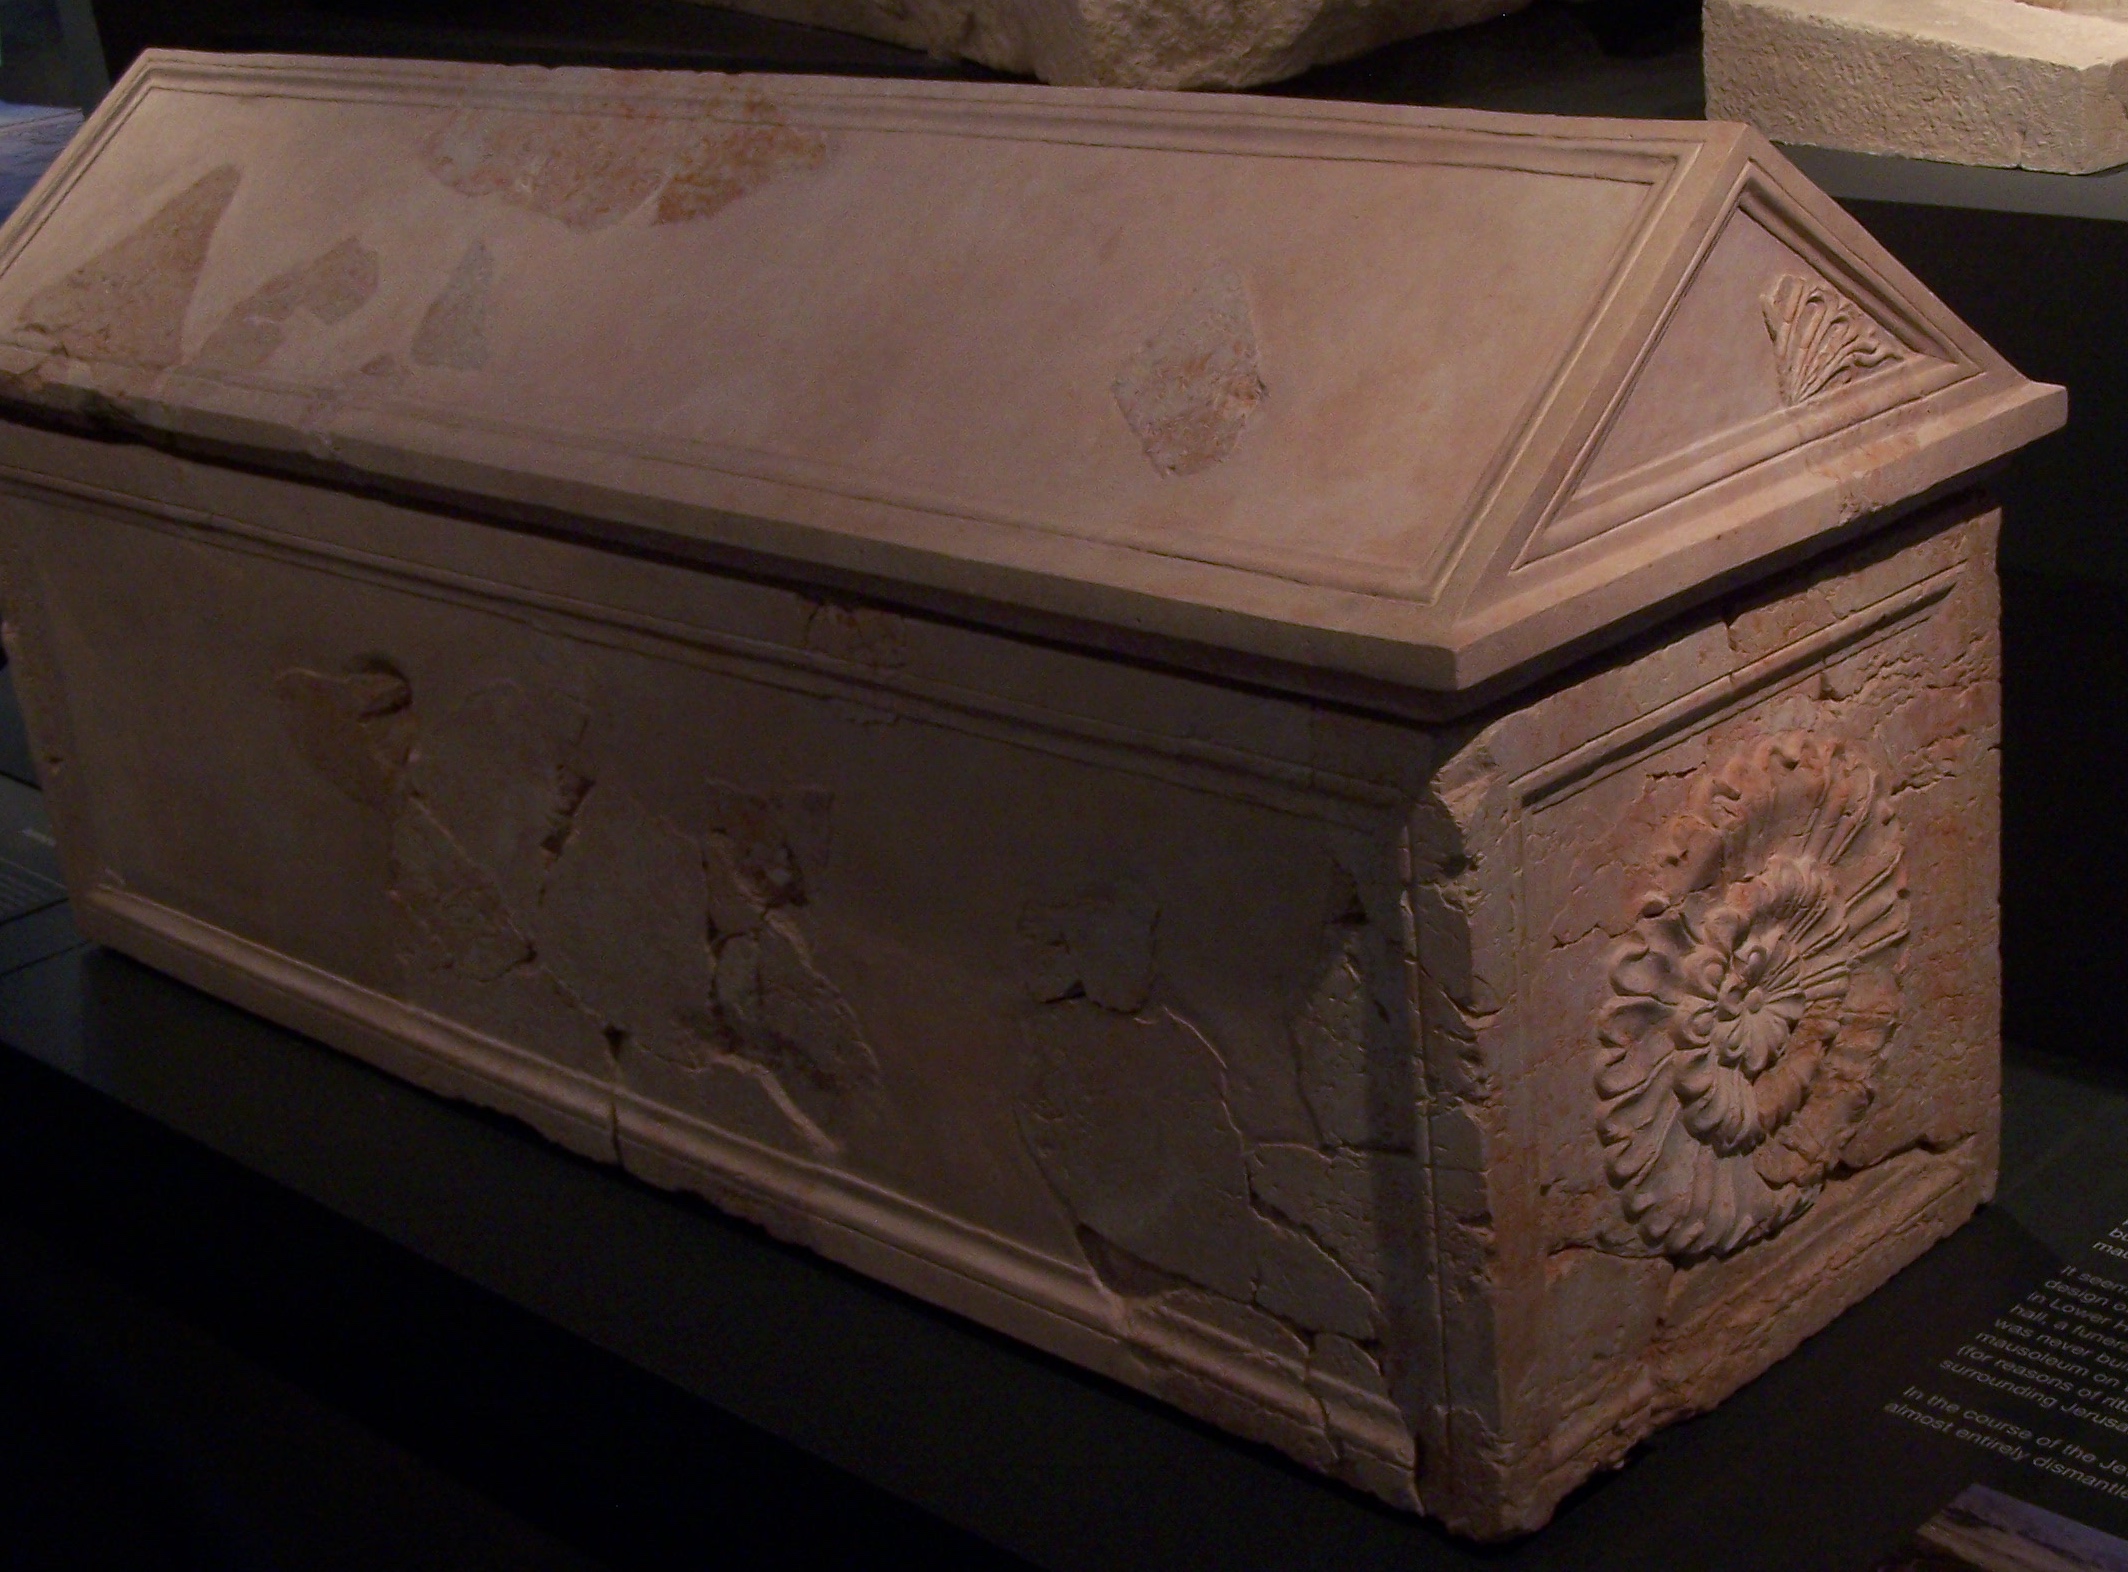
<box><xmin>1707</xmin><ymin>0</ymin><xmax>2128</xmax><ymax>173</ymax></box>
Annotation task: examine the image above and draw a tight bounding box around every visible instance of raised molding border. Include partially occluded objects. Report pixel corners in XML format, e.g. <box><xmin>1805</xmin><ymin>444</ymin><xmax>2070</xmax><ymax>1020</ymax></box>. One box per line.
<box><xmin>79</xmin><ymin>884</ymin><xmax>1419</xmax><ymax>1490</ymax></box>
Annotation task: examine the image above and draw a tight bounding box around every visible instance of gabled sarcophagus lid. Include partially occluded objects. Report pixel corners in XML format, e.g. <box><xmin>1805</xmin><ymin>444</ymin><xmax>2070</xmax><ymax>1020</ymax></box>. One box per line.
<box><xmin>0</xmin><ymin>51</ymin><xmax>2062</xmax><ymax>709</ymax></box>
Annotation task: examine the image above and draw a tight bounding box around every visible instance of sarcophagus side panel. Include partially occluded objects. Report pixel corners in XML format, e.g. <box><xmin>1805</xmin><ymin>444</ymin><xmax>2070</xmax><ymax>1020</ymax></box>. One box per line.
<box><xmin>1411</xmin><ymin>499</ymin><xmax>2000</xmax><ymax>1534</ymax></box>
<box><xmin>0</xmin><ymin>443</ymin><xmax>1436</xmax><ymax>1501</ymax></box>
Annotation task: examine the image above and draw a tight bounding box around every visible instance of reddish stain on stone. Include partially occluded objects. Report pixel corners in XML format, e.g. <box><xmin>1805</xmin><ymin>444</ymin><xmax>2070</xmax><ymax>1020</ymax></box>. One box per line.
<box><xmin>653</xmin><ymin>114</ymin><xmax>828</xmax><ymax>226</ymax></box>
<box><xmin>421</xmin><ymin>95</ymin><xmax>827</xmax><ymax>232</ymax></box>
<box><xmin>18</xmin><ymin>164</ymin><xmax>241</xmax><ymax>368</ymax></box>
<box><xmin>194</xmin><ymin>236</ymin><xmax>379</xmax><ymax>372</ymax></box>
<box><xmin>423</xmin><ymin>107</ymin><xmax>668</xmax><ymax>231</ymax></box>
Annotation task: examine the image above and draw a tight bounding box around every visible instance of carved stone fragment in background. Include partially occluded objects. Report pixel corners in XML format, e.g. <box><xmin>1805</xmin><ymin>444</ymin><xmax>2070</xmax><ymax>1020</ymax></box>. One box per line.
<box><xmin>683</xmin><ymin>0</ymin><xmax>1534</xmax><ymax>88</ymax></box>
<box><xmin>1762</xmin><ymin>274</ymin><xmax>1902</xmax><ymax>406</ymax></box>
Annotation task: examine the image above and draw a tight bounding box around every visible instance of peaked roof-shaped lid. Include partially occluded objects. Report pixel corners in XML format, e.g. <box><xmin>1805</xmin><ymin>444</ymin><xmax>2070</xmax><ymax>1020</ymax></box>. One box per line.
<box><xmin>0</xmin><ymin>52</ymin><xmax>2062</xmax><ymax>703</ymax></box>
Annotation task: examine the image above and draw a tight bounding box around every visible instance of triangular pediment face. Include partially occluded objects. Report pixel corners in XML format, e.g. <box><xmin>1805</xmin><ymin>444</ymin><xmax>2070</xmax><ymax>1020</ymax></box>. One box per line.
<box><xmin>1525</xmin><ymin>184</ymin><xmax>1972</xmax><ymax>562</ymax></box>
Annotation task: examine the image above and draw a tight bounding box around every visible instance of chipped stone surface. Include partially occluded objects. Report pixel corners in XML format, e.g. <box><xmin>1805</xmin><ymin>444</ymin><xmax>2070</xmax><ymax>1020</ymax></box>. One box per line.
<box><xmin>3</xmin><ymin>436</ymin><xmax>2012</xmax><ymax>1537</ymax></box>
<box><xmin>423</xmin><ymin>95</ymin><xmax>828</xmax><ymax>231</ymax></box>
<box><xmin>622</xmin><ymin>1046</ymin><xmax>840</xmax><ymax>1157</ymax></box>
<box><xmin>266</xmin><ymin>644</ymin><xmax>873</xmax><ymax>1149</ymax></box>
<box><xmin>391</xmin><ymin>796</ymin><xmax>533</xmax><ymax>981</ymax></box>
<box><xmin>1022</xmin><ymin>1004</ymin><xmax>1380</xmax><ymax>1341</ymax></box>
<box><xmin>712</xmin><ymin>909</ymin><xmax>882</xmax><ymax>1120</ymax></box>
<box><xmin>700</xmin><ymin>780</ymin><xmax>826</xmax><ymax>927</ymax></box>
<box><xmin>1246</xmin><ymin>1143</ymin><xmax>1382</xmax><ymax>1292</ymax></box>
<box><xmin>403</xmin><ymin>677</ymin><xmax>588</xmax><ymax>936</ymax></box>
<box><xmin>1707</xmin><ymin>0</ymin><xmax>2128</xmax><ymax>173</ymax></box>
<box><xmin>411</xmin><ymin>241</ymin><xmax>491</xmax><ymax>371</ymax></box>
<box><xmin>1404</xmin><ymin>500</ymin><xmax>2005</xmax><ymax>1535</ymax></box>
<box><xmin>1113</xmin><ymin>264</ymin><xmax>1265</xmax><ymax>478</ymax></box>
<box><xmin>655</xmin><ymin>115</ymin><xmax>830</xmax><ymax>225</ymax></box>
<box><xmin>0</xmin><ymin>55</ymin><xmax>2047</xmax><ymax>1542</ymax></box>
<box><xmin>423</xmin><ymin>109</ymin><xmax>671</xmax><ymax>232</ymax></box>
<box><xmin>1017</xmin><ymin>882</ymin><xmax>1156</xmax><ymax>1011</ymax></box>
<box><xmin>1023</xmin><ymin>1005</ymin><xmax>1263</xmax><ymax>1302</ymax></box>
<box><xmin>273</xmin><ymin>662</ymin><xmax>414</xmax><ymax>810</ymax></box>
<box><xmin>1292</xmin><ymin>907</ymin><xmax>1377</xmax><ymax>1148</ymax></box>
<box><xmin>539</xmin><ymin>780</ymin><xmax>715</xmax><ymax>1064</ymax></box>
<box><xmin>207</xmin><ymin>501</ymin><xmax>2004</xmax><ymax>1537</ymax></box>
<box><xmin>802</xmin><ymin>603</ymin><xmax>909</xmax><ymax>671</ymax></box>
<box><xmin>16</xmin><ymin>165</ymin><xmax>238</xmax><ymax>367</ymax></box>
<box><xmin>696</xmin><ymin>0</ymin><xmax>1532</xmax><ymax>87</ymax></box>
<box><xmin>196</xmin><ymin>237</ymin><xmax>379</xmax><ymax>372</ymax></box>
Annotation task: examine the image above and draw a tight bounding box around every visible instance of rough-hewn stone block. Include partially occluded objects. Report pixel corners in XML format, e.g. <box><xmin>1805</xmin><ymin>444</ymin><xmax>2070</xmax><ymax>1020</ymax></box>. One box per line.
<box><xmin>1707</xmin><ymin>0</ymin><xmax>2128</xmax><ymax>173</ymax></box>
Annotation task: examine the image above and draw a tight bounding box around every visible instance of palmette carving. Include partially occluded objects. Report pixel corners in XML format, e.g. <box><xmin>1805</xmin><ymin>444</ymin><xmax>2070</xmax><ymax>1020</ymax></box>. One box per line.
<box><xmin>1762</xmin><ymin>273</ymin><xmax>1902</xmax><ymax>405</ymax></box>
<box><xmin>1596</xmin><ymin>734</ymin><xmax>1908</xmax><ymax>1258</ymax></box>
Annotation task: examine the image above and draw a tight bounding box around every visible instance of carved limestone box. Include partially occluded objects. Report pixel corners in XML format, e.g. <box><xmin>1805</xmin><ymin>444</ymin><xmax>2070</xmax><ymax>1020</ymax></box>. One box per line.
<box><xmin>0</xmin><ymin>52</ymin><xmax>2062</xmax><ymax>1536</ymax></box>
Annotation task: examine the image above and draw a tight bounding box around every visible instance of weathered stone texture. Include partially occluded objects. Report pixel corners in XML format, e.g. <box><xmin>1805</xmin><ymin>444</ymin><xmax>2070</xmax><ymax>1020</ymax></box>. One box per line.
<box><xmin>0</xmin><ymin>442</ymin><xmax>2003</xmax><ymax>1533</ymax></box>
<box><xmin>1407</xmin><ymin>500</ymin><xmax>2001</xmax><ymax>1533</ymax></box>
<box><xmin>700</xmin><ymin>0</ymin><xmax>1531</xmax><ymax>88</ymax></box>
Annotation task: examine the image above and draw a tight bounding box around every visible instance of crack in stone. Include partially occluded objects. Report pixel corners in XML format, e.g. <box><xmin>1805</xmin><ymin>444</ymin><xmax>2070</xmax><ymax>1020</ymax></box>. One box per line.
<box><xmin>276</xmin><ymin>656</ymin><xmax>874</xmax><ymax>1150</ymax></box>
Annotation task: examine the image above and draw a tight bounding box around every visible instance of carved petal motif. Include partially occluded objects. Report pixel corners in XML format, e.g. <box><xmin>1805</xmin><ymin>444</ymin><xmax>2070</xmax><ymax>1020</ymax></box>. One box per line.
<box><xmin>1761</xmin><ymin>273</ymin><xmax>1902</xmax><ymax>406</ymax></box>
<box><xmin>1596</xmin><ymin>734</ymin><xmax>1907</xmax><ymax>1258</ymax></box>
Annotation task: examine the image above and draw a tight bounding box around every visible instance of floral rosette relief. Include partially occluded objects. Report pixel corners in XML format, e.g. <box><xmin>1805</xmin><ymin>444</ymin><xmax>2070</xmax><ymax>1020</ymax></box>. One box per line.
<box><xmin>1596</xmin><ymin>734</ymin><xmax>1908</xmax><ymax>1258</ymax></box>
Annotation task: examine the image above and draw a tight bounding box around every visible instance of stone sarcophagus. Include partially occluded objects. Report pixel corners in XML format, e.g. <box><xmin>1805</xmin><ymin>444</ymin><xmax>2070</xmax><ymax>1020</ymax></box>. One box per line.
<box><xmin>0</xmin><ymin>53</ymin><xmax>2062</xmax><ymax>1536</ymax></box>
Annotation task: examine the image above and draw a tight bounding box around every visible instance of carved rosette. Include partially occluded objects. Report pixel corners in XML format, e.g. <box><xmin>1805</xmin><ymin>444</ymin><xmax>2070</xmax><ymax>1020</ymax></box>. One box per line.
<box><xmin>1596</xmin><ymin>735</ymin><xmax>1908</xmax><ymax>1258</ymax></box>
